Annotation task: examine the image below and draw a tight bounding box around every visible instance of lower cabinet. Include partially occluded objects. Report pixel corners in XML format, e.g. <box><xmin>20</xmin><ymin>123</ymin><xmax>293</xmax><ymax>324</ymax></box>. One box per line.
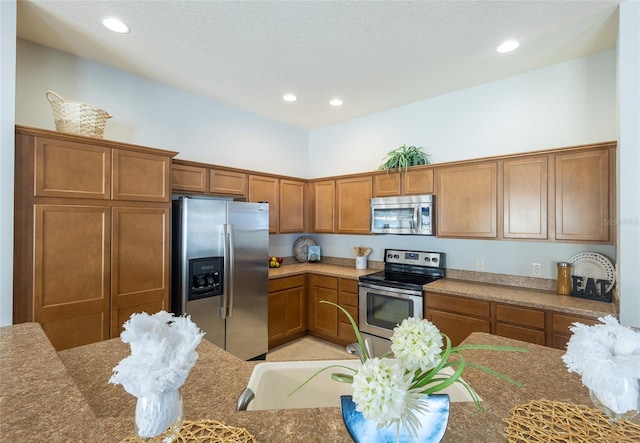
<box><xmin>337</xmin><ymin>278</ymin><xmax>359</xmax><ymax>345</ymax></box>
<box><xmin>546</xmin><ymin>312</ymin><xmax>599</xmax><ymax>350</ymax></box>
<box><xmin>425</xmin><ymin>293</ymin><xmax>491</xmax><ymax>347</ymax></box>
<box><xmin>307</xmin><ymin>274</ymin><xmax>339</xmax><ymax>340</ymax></box>
<box><xmin>495</xmin><ymin>304</ymin><xmax>545</xmax><ymax>346</ymax></box>
<box><xmin>268</xmin><ymin>275</ymin><xmax>307</xmax><ymax>349</ymax></box>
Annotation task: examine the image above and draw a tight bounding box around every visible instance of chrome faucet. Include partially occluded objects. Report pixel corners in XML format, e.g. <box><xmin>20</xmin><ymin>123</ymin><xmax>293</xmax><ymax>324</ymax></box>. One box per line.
<box><xmin>346</xmin><ymin>337</ymin><xmax>374</xmax><ymax>363</ymax></box>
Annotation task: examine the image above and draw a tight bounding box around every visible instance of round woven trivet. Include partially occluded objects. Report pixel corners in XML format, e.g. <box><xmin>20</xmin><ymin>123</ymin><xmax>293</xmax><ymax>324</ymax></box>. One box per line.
<box><xmin>504</xmin><ymin>398</ymin><xmax>640</xmax><ymax>442</ymax></box>
<box><xmin>120</xmin><ymin>419</ymin><xmax>257</xmax><ymax>443</ymax></box>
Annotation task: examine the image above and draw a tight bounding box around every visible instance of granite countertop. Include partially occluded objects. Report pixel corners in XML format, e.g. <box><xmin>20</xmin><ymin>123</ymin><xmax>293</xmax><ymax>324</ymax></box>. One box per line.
<box><xmin>3</xmin><ymin>322</ymin><xmax>637</xmax><ymax>442</ymax></box>
<box><xmin>270</xmin><ymin>263</ymin><xmax>616</xmax><ymax>319</ymax></box>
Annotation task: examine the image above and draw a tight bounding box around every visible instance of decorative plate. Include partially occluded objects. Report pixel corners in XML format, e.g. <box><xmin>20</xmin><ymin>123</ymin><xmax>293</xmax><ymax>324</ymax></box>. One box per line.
<box><xmin>293</xmin><ymin>236</ymin><xmax>319</xmax><ymax>263</ymax></box>
<box><xmin>567</xmin><ymin>252</ymin><xmax>615</xmax><ymax>293</ymax></box>
<box><xmin>340</xmin><ymin>394</ymin><xmax>450</xmax><ymax>443</ymax></box>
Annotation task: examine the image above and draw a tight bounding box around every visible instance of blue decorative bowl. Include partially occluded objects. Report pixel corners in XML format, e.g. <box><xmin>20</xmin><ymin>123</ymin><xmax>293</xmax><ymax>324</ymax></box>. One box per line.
<box><xmin>340</xmin><ymin>394</ymin><xmax>450</xmax><ymax>443</ymax></box>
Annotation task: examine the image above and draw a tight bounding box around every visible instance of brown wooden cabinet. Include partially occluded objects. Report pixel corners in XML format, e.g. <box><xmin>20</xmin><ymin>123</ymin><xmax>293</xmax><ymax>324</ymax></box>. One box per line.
<box><xmin>336</xmin><ymin>176</ymin><xmax>372</xmax><ymax>234</ymax></box>
<box><xmin>503</xmin><ymin>156</ymin><xmax>548</xmax><ymax>239</ymax></box>
<box><xmin>268</xmin><ymin>275</ymin><xmax>307</xmax><ymax>349</ymax></box>
<box><xmin>248</xmin><ymin>174</ymin><xmax>280</xmax><ymax>234</ymax></box>
<box><xmin>337</xmin><ymin>278</ymin><xmax>359</xmax><ymax>345</ymax></box>
<box><xmin>307</xmin><ymin>274</ymin><xmax>339</xmax><ymax>340</ymax></box>
<box><xmin>14</xmin><ymin>126</ymin><xmax>176</xmax><ymax>350</ymax></box>
<box><xmin>495</xmin><ymin>304</ymin><xmax>545</xmax><ymax>345</ymax></box>
<box><xmin>435</xmin><ymin>162</ymin><xmax>498</xmax><ymax>238</ymax></box>
<box><xmin>172</xmin><ymin>163</ymin><xmax>208</xmax><ymax>193</ymax></box>
<box><xmin>425</xmin><ymin>292</ymin><xmax>491</xmax><ymax>346</ymax></box>
<box><xmin>209</xmin><ymin>169</ymin><xmax>246</xmax><ymax>196</ymax></box>
<box><xmin>279</xmin><ymin>179</ymin><xmax>305</xmax><ymax>233</ymax></box>
<box><xmin>311</xmin><ymin>180</ymin><xmax>336</xmax><ymax>233</ymax></box>
<box><xmin>373</xmin><ymin>168</ymin><xmax>434</xmax><ymax>197</ymax></box>
<box><xmin>546</xmin><ymin>312</ymin><xmax>599</xmax><ymax>350</ymax></box>
<box><xmin>554</xmin><ymin>148</ymin><xmax>612</xmax><ymax>242</ymax></box>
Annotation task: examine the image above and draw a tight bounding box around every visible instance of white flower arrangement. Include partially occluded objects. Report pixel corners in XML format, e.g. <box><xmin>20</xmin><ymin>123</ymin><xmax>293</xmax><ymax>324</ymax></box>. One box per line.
<box><xmin>292</xmin><ymin>301</ymin><xmax>527</xmax><ymax>439</ymax></box>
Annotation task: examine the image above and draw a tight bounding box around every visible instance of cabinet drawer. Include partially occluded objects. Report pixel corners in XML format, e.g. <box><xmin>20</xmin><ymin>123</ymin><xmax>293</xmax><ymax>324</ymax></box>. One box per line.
<box><xmin>550</xmin><ymin>313</ymin><xmax>598</xmax><ymax>334</ymax></box>
<box><xmin>339</xmin><ymin>291</ymin><xmax>358</xmax><ymax>307</ymax></box>
<box><xmin>425</xmin><ymin>293</ymin><xmax>490</xmax><ymax>318</ymax></box>
<box><xmin>339</xmin><ymin>305</ymin><xmax>358</xmax><ymax>324</ymax></box>
<box><xmin>496</xmin><ymin>304</ymin><xmax>544</xmax><ymax>329</ymax></box>
<box><xmin>308</xmin><ymin>274</ymin><xmax>338</xmax><ymax>289</ymax></box>
<box><xmin>269</xmin><ymin>275</ymin><xmax>305</xmax><ymax>293</ymax></box>
<box><xmin>340</xmin><ymin>278</ymin><xmax>358</xmax><ymax>294</ymax></box>
<box><xmin>496</xmin><ymin>323</ymin><xmax>545</xmax><ymax>345</ymax></box>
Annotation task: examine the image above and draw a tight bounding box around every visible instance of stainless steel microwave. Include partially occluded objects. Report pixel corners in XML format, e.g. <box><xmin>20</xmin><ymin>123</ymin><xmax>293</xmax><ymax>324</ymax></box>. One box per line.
<box><xmin>370</xmin><ymin>195</ymin><xmax>434</xmax><ymax>235</ymax></box>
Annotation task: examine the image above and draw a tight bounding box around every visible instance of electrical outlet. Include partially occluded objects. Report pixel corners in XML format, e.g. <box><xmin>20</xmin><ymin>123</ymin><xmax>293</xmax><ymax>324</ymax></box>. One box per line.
<box><xmin>476</xmin><ymin>258</ymin><xmax>485</xmax><ymax>272</ymax></box>
<box><xmin>532</xmin><ymin>263</ymin><xmax>542</xmax><ymax>277</ymax></box>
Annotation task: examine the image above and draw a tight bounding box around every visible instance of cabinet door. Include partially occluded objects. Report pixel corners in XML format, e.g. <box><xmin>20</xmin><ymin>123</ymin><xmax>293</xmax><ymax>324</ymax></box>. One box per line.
<box><xmin>403</xmin><ymin>168</ymin><xmax>434</xmax><ymax>195</ymax></box>
<box><xmin>210</xmin><ymin>169</ymin><xmax>247</xmax><ymax>196</ymax></box>
<box><xmin>336</xmin><ymin>176</ymin><xmax>372</xmax><ymax>234</ymax></box>
<box><xmin>311</xmin><ymin>180</ymin><xmax>335</xmax><ymax>233</ymax></box>
<box><xmin>172</xmin><ymin>163</ymin><xmax>207</xmax><ymax>193</ymax></box>
<box><xmin>248</xmin><ymin>175</ymin><xmax>279</xmax><ymax>233</ymax></box>
<box><xmin>112</xmin><ymin>149</ymin><xmax>171</xmax><ymax>202</ymax></box>
<box><xmin>34</xmin><ymin>204</ymin><xmax>111</xmax><ymax>351</ymax></box>
<box><xmin>373</xmin><ymin>173</ymin><xmax>401</xmax><ymax>197</ymax></box>
<box><xmin>496</xmin><ymin>304</ymin><xmax>545</xmax><ymax>345</ymax></box>
<box><xmin>436</xmin><ymin>162</ymin><xmax>497</xmax><ymax>238</ymax></box>
<box><xmin>555</xmin><ymin>149</ymin><xmax>610</xmax><ymax>241</ymax></box>
<box><xmin>547</xmin><ymin>312</ymin><xmax>599</xmax><ymax>350</ymax></box>
<box><xmin>307</xmin><ymin>275</ymin><xmax>339</xmax><ymax>338</ymax></box>
<box><xmin>280</xmin><ymin>179</ymin><xmax>305</xmax><ymax>233</ymax></box>
<box><xmin>426</xmin><ymin>310</ymin><xmax>490</xmax><ymax>347</ymax></box>
<box><xmin>284</xmin><ymin>286</ymin><xmax>307</xmax><ymax>336</ymax></box>
<box><xmin>111</xmin><ymin>206</ymin><xmax>170</xmax><ymax>336</ymax></box>
<box><xmin>268</xmin><ymin>291</ymin><xmax>286</xmax><ymax>345</ymax></box>
<box><xmin>35</xmin><ymin>137</ymin><xmax>110</xmax><ymax>199</ymax></box>
<box><xmin>503</xmin><ymin>157</ymin><xmax>548</xmax><ymax>239</ymax></box>
<box><xmin>338</xmin><ymin>278</ymin><xmax>359</xmax><ymax>344</ymax></box>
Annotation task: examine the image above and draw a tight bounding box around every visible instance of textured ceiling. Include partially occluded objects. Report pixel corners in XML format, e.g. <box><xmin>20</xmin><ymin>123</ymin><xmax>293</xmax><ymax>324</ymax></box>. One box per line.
<box><xmin>16</xmin><ymin>0</ymin><xmax>620</xmax><ymax>130</ymax></box>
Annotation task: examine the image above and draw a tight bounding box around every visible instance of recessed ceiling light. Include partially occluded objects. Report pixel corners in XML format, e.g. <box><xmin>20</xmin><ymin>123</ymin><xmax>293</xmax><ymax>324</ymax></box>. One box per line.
<box><xmin>329</xmin><ymin>99</ymin><xmax>343</xmax><ymax>106</ymax></box>
<box><xmin>101</xmin><ymin>17</ymin><xmax>130</xmax><ymax>34</ymax></box>
<box><xmin>283</xmin><ymin>94</ymin><xmax>297</xmax><ymax>102</ymax></box>
<box><xmin>497</xmin><ymin>40</ymin><xmax>519</xmax><ymax>53</ymax></box>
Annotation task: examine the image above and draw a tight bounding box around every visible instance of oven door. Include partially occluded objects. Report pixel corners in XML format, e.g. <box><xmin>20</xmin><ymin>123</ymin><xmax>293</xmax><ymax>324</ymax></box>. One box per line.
<box><xmin>358</xmin><ymin>281</ymin><xmax>424</xmax><ymax>340</ymax></box>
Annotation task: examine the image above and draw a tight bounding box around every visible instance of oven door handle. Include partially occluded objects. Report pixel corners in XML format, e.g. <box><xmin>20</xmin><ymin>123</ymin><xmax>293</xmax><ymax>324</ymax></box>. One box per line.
<box><xmin>358</xmin><ymin>281</ymin><xmax>423</xmax><ymax>297</ymax></box>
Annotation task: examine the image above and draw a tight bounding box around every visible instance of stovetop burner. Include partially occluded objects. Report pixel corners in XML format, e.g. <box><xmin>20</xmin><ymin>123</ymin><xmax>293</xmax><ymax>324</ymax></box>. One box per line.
<box><xmin>359</xmin><ymin>249</ymin><xmax>446</xmax><ymax>290</ymax></box>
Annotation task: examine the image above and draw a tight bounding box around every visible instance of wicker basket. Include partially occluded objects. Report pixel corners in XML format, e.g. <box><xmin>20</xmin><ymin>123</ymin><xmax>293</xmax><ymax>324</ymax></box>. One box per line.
<box><xmin>46</xmin><ymin>91</ymin><xmax>112</xmax><ymax>139</ymax></box>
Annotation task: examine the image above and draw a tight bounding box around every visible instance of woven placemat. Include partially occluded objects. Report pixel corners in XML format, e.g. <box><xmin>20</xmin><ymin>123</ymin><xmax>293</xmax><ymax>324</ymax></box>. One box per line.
<box><xmin>120</xmin><ymin>419</ymin><xmax>257</xmax><ymax>443</ymax></box>
<box><xmin>504</xmin><ymin>398</ymin><xmax>640</xmax><ymax>442</ymax></box>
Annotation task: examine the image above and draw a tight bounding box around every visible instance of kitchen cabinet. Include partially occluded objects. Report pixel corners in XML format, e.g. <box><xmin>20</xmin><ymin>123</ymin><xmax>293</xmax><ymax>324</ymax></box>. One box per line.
<box><xmin>14</xmin><ymin>126</ymin><xmax>176</xmax><ymax>350</ymax></box>
<box><xmin>279</xmin><ymin>179</ymin><xmax>306</xmax><ymax>233</ymax></box>
<box><xmin>248</xmin><ymin>174</ymin><xmax>279</xmax><ymax>233</ymax></box>
<box><xmin>495</xmin><ymin>304</ymin><xmax>545</xmax><ymax>345</ymax></box>
<box><xmin>337</xmin><ymin>278</ymin><xmax>359</xmax><ymax>345</ymax></box>
<box><xmin>502</xmin><ymin>156</ymin><xmax>548</xmax><ymax>239</ymax></box>
<box><xmin>546</xmin><ymin>312</ymin><xmax>599</xmax><ymax>350</ymax></box>
<box><xmin>554</xmin><ymin>147</ymin><xmax>612</xmax><ymax>242</ymax></box>
<box><xmin>209</xmin><ymin>169</ymin><xmax>246</xmax><ymax>196</ymax></box>
<box><xmin>425</xmin><ymin>292</ymin><xmax>491</xmax><ymax>347</ymax></box>
<box><xmin>373</xmin><ymin>167</ymin><xmax>434</xmax><ymax>197</ymax></box>
<box><xmin>268</xmin><ymin>275</ymin><xmax>307</xmax><ymax>349</ymax></box>
<box><xmin>172</xmin><ymin>162</ymin><xmax>208</xmax><ymax>193</ymax></box>
<box><xmin>435</xmin><ymin>161</ymin><xmax>498</xmax><ymax>238</ymax></box>
<box><xmin>307</xmin><ymin>274</ymin><xmax>339</xmax><ymax>341</ymax></box>
<box><xmin>336</xmin><ymin>176</ymin><xmax>373</xmax><ymax>234</ymax></box>
<box><xmin>311</xmin><ymin>180</ymin><xmax>336</xmax><ymax>233</ymax></box>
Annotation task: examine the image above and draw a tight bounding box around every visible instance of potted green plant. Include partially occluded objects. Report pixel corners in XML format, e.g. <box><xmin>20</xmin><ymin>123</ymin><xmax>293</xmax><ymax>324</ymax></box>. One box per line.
<box><xmin>378</xmin><ymin>145</ymin><xmax>431</xmax><ymax>173</ymax></box>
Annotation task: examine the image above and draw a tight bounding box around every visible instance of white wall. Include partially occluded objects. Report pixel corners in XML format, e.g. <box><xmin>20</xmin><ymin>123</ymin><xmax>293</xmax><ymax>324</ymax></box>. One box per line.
<box><xmin>0</xmin><ymin>1</ymin><xmax>16</xmax><ymax>327</ymax></box>
<box><xmin>15</xmin><ymin>40</ymin><xmax>309</xmax><ymax>178</ymax></box>
<box><xmin>308</xmin><ymin>50</ymin><xmax>616</xmax><ymax>178</ymax></box>
<box><xmin>617</xmin><ymin>1</ymin><xmax>640</xmax><ymax>328</ymax></box>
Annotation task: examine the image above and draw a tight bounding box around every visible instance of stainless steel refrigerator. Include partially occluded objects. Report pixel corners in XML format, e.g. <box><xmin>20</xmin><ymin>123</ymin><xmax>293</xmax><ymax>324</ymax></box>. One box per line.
<box><xmin>171</xmin><ymin>196</ymin><xmax>269</xmax><ymax>360</ymax></box>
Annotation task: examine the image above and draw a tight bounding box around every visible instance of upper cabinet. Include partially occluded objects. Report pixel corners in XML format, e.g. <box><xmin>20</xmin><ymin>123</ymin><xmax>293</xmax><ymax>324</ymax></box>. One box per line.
<box><xmin>171</xmin><ymin>163</ymin><xmax>208</xmax><ymax>193</ymax></box>
<box><xmin>209</xmin><ymin>169</ymin><xmax>246</xmax><ymax>196</ymax></box>
<box><xmin>502</xmin><ymin>156</ymin><xmax>548</xmax><ymax>240</ymax></box>
<box><xmin>336</xmin><ymin>176</ymin><xmax>373</xmax><ymax>234</ymax></box>
<box><xmin>112</xmin><ymin>149</ymin><xmax>171</xmax><ymax>202</ymax></box>
<box><xmin>279</xmin><ymin>179</ymin><xmax>306</xmax><ymax>233</ymax></box>
<box><xmin>436</xmin><ymin>162</ymin><xmax>498</xmax><ymax>238</ymax></box>
<box><xmin>311</xmin><ymin>180</ymin><xmax>336</xmax><ymax>233</ymax></box>
<box><xmin>172</xmin><ymin>160</ymin><xmax>246</xmax><ymax>196</ymax></box>
<box><xmin>248</xmin><ymin>175</ymin><xmax>280</xmax><ymax>233</ymax></box>
<box><xmin>554</xmin><ymin>147</ymin><xmax>612</xmax><ymax>242</ymax></box>
<box><xmin>372</xmin><ymin>167</ymin><xmax>434</xmax><ymax>197</ymax></box>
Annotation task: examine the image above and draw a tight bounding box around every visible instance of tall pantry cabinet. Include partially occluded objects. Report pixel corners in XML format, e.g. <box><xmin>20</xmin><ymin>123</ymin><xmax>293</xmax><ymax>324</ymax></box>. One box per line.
<box><xmin>13</xmin><ymin>126</ymin><xmax>177</xmax><ymax>351</ymax></box>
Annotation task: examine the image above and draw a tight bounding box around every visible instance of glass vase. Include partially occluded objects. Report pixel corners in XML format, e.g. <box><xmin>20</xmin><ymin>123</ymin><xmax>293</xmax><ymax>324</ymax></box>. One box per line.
<box><xmin>134</xmin><ymin>389</ymin><xmax>183</xmax><ymax>443</ymax></box>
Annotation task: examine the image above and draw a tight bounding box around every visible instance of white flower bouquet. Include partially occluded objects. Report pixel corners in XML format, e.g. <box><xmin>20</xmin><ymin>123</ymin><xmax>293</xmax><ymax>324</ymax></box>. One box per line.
<box><xmin>292</xmin><ymin>301</ymin><xmax>528</xmax><ymax>439</ymax></box>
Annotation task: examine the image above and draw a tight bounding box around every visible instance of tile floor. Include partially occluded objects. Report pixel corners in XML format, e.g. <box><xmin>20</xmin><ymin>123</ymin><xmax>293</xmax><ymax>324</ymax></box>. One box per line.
<box><xmin>266</xmin><ymin>336</ymin><xmax>358</xmax><ymax>362</ymax></box>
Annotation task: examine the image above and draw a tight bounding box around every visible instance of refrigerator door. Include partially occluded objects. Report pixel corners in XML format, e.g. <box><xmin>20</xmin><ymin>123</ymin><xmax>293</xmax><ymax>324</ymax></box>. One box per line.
<box><xmin>176</xmin><ymin>198</ymin><xmax>227</xmax><ymax>349</ymax></box>
<box><xmin>225</xmin><ymin>201</ymin><xmax>269</xmax><ymax>360</ymax></box>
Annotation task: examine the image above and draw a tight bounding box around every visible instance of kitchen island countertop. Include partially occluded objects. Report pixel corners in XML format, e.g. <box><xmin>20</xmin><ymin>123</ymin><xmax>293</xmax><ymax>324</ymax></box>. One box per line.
<box><xmin>2</xmin><ymin>322</ymin><xmax>637</xmax><ymax>442</ymax></box>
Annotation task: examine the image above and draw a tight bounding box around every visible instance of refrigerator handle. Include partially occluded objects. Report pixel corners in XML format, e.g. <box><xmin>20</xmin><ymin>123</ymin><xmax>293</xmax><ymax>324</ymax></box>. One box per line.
<box><xmin>221</xmin><ymin>224</ymin><xmax>230</xmax><ymax>319</ymax></box>
<box><xmin>226</xmin><ymin>224</ymin><xmax>235</xmax><ymax>318</ymax></box>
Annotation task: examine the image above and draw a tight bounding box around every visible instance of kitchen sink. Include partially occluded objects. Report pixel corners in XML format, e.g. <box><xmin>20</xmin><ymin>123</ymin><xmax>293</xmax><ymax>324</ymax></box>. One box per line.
<box><xmin>238</xmin><ymin>359</ymin><xmax>479</xmax><ymax>411</ymax></box>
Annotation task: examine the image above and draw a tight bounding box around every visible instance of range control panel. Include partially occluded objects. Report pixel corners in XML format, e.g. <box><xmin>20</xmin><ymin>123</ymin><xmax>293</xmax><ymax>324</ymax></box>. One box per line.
<box><xmin>384</xmin><ymin>249</ymin><xmax>445</xmax><ymax>268</ymax></box>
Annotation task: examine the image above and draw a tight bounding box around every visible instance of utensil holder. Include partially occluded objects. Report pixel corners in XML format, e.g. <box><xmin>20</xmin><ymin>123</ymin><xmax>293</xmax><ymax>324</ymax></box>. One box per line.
<box><xmin>356</xmin><ymin>256</ymin><xmax>367</xmax><ymax>270</ymax></box>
